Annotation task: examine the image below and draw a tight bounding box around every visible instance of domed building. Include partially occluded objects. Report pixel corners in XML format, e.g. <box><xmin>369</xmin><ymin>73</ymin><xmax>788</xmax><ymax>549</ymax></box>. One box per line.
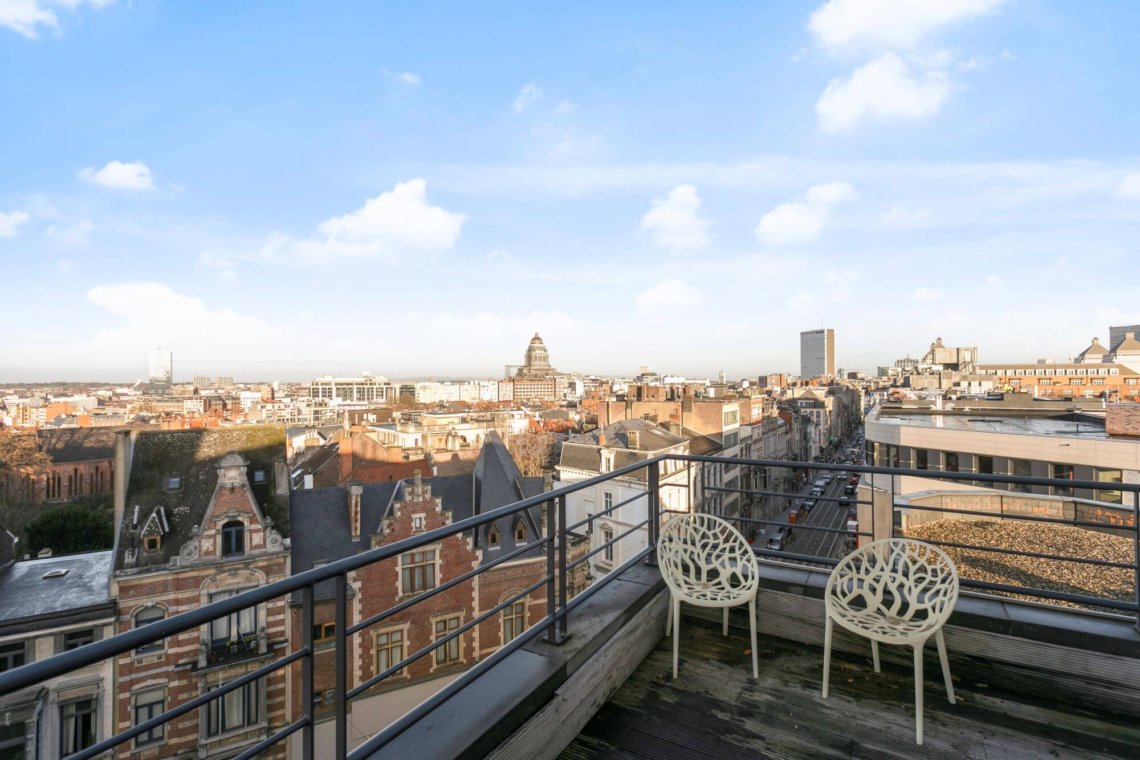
<box><xmin>518</xmin><ymin>333</ymin><xmax>553</xmax><ymax>377</ymax></box>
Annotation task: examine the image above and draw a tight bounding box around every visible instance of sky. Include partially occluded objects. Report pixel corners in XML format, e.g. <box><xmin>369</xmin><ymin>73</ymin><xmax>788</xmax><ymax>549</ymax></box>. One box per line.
<box><xmin>2</xmin><ymin>0</ymin><xmax>1140</xmax><ymax>383</ymax></box>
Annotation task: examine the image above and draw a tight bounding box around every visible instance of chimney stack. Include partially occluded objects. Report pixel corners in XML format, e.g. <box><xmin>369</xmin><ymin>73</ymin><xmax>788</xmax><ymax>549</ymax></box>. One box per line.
<box><xmin>597</xmin><ymin>433</ymin><xmax>606</xmax><ymax>447</ymax></box>
<box><xmin>348</xmin><ymin>481</ymin><xmax>363</xmax><ymax>540</ymax></box>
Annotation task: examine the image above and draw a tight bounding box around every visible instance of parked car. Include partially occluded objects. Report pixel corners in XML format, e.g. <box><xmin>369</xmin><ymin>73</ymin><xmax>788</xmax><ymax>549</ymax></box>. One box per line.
<box><xmin>839</xmin><ymin>497</ymin><xmax>850</xmax><ymax>508</ymax></box>
<box><xmin>802</xmin><ymin>499</ymin><xmax>817</xmax><ymax>512</ymax></box>
<box><xmin>844</xmin><ymin>484</ymin><xmax>856</xmax><ymax>496</ymax></box>
<box><xmin>766</xmin><ymin>527</ymin><xmax>791</xmax><ymax>551</ymax></box>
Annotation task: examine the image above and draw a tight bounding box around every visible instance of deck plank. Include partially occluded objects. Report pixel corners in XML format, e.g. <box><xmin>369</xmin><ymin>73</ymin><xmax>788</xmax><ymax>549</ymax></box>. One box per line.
<box><xmin>561</xmin><ymin>618</ymin><xmax>1140</xmax><ymax>760</ymax></box>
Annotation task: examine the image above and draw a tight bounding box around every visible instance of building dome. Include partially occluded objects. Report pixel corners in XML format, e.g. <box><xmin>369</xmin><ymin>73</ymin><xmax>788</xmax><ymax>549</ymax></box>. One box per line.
<box><xmin>519</xmin><ymin>333</ymin><xmax>553</xmax><ymax>376</ymax></box>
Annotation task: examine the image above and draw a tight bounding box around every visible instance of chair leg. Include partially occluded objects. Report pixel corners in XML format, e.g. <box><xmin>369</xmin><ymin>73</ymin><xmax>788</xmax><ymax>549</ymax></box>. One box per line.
<box><xmin>822</xmin><ymin>616</ymin><xmax>833</xmax><ymax>698</ymax></box>
<box><xmin>935</xmin><ymin>629</ymin><xmax>955</xmax><ymax>704</ymax></box>
<box><xmin>871</xmin><ymin>639</ymin><xmax>881</xmax><ymax>673</ymax></box>
<box><xmin>913</xmin><ymin>643</ymin><xmax>925</xmax><ymax>745</ymax></box>
<box><xmin>723</xmin><ymin>607</ymin><xmax>729</xmax><ymax>637</ymax></box>
<box><xmin>672</xmin><ymin>598</ymin><xmax>681</xmax><ymax>678</ymax></box>
<box><xmin>748</xmin><ymin>598</ymin><xmax>758</xmax><ymax>679</ymax></box>
<box><xmin>665</xmin><ymin>595</ymin><xmax>673</xmax><ymax>638</ymax></box>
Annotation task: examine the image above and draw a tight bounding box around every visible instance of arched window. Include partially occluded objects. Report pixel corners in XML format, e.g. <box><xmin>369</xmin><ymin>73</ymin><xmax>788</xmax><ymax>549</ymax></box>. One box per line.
<box><xmin>514</xmin><ymin>522</ymin><xmax>526</xmax><ymax>544</ymax></box>
<box><xmin>221</xmin><ymin>521</ymin><xmax>245</xmax><ymax>557</ymax></box>
<box><xmin>487</xmin><ymin>524</ymin><xmax>501</xmax><ymax>548</ymax></box>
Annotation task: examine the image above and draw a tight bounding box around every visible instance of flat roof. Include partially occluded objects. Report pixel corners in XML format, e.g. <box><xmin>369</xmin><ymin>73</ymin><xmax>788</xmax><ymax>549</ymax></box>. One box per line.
<box><xmin>0</xmin><ymin>550</ymin><xmax>113</xmax><ymax>621</ymax></box>
<box><xmin>873</xmin><ymin>411</ymin><xmax>1109</xmax><ymax>440</ymax></box>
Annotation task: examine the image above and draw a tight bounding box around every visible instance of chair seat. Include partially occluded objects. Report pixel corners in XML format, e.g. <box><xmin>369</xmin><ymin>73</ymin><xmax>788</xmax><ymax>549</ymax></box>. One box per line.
<box><xmin>671</xmin><ymin>580</ymin><xmax>749</xmax><ymax>605</ymax></box>
<box><xmin>828</xmin><ymin>603</ymin><xmax>938</xmax><ymax>641</ymax></box>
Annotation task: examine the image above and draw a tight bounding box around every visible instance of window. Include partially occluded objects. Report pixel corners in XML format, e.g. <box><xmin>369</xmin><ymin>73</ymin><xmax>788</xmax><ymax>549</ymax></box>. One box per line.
<box><xmin>60</xmin><ymin>698</ymin><xmax>96</xmax><ymax>755</ymax></box>
<box><xmin>208</xmin><ymin>589</ymin><xmax>257</xmax><ymax>645</ymax></box>
<box><xmin>433</xmin><ymin>616</ymin><xmax>460</xmax><ymax>665</ymax></box>
<box><xmin>134</xmin><ymin>607</ymin><xmax>165</xmax><ymax>655</ymax></box>
<box><xmin>0</xmin><ymin>721</ymin><xmax>25</xmax><ymax>759</ymax></box>
<box><xmin>205</xmin><ymin>681</ymin><xmax>259</xmax><ymax>737</ymax></box>
<box><xmin>1052</xmin><ymin>464</ymin><xmax>1074</xmax><ymax>496</ymax></box>
<box><xmin>1092</xmin><ymin>378</ymin><xmax>1105</xmax><ymax>386</ymax></box>
<box><xmin>0</xmin><ymin>642</ymin><xmax>26</xmax><ymax>672</ymax></box>
<box><xmin>1010</xmin><ymin>459</ymin><xmax>1032</xmax><ymax>493</ymax></box>
<box><xmin>412</xmin><ymin>515</ymin><xmax>425</xmax><ymax>533</ymax></box>
<box><xmin>603</xmin><ymin>491</ymin><xmax>613</xmax><ymax>512</ymax></box>
<box><xmin>144</xmin><ymin>535</ymin><xmax>161</xmax><ymax>553</ymax></box>
<box><xmin>502</xmin><ymin>601</ymin><xmax>526</xmax><ymax>644</ymax></box>
<box><xmin>722</xmin><ymin>432</ymin><xmax>739</xmax><ymax>449</ymax></box>
<box><xmin>166</xmin><ymin>477</ymin><xmax>181</xmax><ymax>491</ymax></box>
<box><xmin>221</xmin><ymin>521</ymin><xmax>245</xmax><ymax>557</ymax></box>
<box><xmin>1096</xmin><ymin>469</ymin><xmax>1123</xmax><ymax>504</ymax></box>
<box><xmin>134</xmin><ymin>689</ymin><xmax>165</xmax><ymax>747</ymax></box>
<box><xmin>977</xmin><ymin>456</ymin><xmax>994</xmax><ymax>476</ymax></box>
<box><xmin>601</xmin><ymin>526</ymin><xmax>614</xmax><ymax>564</ymax></box>
<box><xmin>400</xmin><ymin>549</ymin><xmax>437</xmax><ymax>595</ymax></box>
<box><xmin>487</xmin><ymin>524</ymin><xmax>500</xmax><ymax>548</ymax></box>
<box><xmin>1071</xmin><ymin>378</ymin><xmax>1084</xmax><ymax>386</ymax></box>
<box><xmin>312</xmin><ymin>623</ymin><xmax>335</xmax><ymax>644</ymax></box>
<box><xmin>252</xmin><ymin>469</ymin><xmax>267</xmax><ymax>484</ymax></box>
<box><xmin>514</xmin><ymin>523</ymin><xmax>526</xmax><ymax>544</ymax></box>
<box><xmin>915</xmin><ymin>449</ymin><xmax>928</xmax><ymax>470</ymax></box>
<box><xmin>63</xmin><ymin>629</ymin><xmax>96</xmax><ymax>651</ymax></box>
<box><xmin>944</xmin><ymin>452</ymin><xmax>959</xmax><ymax>473</ymax></box>
<box><xmin>375</xmin><ymin>628</ymin><xmax>405</xmax><ymax>676</ymax></box>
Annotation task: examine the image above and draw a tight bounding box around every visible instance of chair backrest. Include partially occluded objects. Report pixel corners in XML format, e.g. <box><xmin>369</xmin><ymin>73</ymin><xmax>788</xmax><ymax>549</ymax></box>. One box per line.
<box><xmin>657</xmin><ymin>514</ymin><xmax>759</xmax><ymax>599</ymax></box>
<box><xmin>826</xmin><ymin>538</ymin><xmax>959</xmax><ymax>633</ymax></box>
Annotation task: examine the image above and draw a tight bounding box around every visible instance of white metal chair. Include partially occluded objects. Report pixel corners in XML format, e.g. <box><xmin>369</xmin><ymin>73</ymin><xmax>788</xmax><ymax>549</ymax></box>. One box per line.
<box><xmin>658</xmin><ymin>514</ymin><xmax>759</xmax><ymax>679</ymax></box>
<box><xmin>822</xmin><ymin>538</ymin><xmax>959</xmax><ymax>745</ymax></box>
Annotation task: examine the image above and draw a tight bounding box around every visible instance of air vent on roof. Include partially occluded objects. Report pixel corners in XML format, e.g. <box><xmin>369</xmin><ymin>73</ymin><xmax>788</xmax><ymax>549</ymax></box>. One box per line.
<box><xmin>42</xmin><ymin>568</ymin><xmax>70</xmax><ymax>579</ymax></box>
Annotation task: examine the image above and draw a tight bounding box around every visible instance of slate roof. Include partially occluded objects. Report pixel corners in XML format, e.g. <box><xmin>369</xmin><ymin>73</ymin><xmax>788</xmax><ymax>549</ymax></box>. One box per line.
<box><xmin>559</xmin><ymin>419</ymin><xmax>688</xmax><ymax>479</ymax></box>
<box><xmin>289</xmin><ymin>481</ymin><xmax>402</xmax><ymax>600</ymax></box>
<box><xmin>0</xmin><ymin>550</ymin><xmax>114</xmax><ymax>633</ymax></box>
<box><xmin>114</xmin><ymin>427</ymin><xmax>288</xmax><ymax>573</ymax></box>
<box><xmin>38</xmin><ymin>428</ymin><xmax>117</xmax><ymax>463</ymax></box>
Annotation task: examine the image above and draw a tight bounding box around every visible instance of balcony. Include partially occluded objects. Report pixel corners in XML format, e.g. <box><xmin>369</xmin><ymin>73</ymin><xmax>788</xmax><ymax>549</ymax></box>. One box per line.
<box><xmin>1</xmin><ymin>454</ymin><xmax>1137</xmax><ymax>759</ymax></box>
<box><xmin>202</xmin><ymin>632</ymin><xmax>265</xmax><ymax>669</ymax></box>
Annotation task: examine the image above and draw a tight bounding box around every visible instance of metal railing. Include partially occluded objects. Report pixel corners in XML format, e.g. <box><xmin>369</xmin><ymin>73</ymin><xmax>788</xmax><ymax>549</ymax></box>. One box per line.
<box><xmin>1</xmin><ymin>453</ymin><xmax>1137</xmax><ymax>760</ymax></box>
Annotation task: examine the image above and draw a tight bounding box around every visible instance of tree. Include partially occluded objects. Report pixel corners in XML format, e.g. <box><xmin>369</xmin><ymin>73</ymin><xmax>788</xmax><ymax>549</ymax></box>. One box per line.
<box><xmin>25</xmin><ymin>502</ymin><xmax>114</xmax><ymax>556</ymax></box>
<box><xmin>507</xmin><ymin>429</ymin><xmax>555</xmax><ymax>477</ymax></box>
<box><xmin>0</xmin><ymin>429</ymin><xmax>52</xmax><ymax>537</ymax></box>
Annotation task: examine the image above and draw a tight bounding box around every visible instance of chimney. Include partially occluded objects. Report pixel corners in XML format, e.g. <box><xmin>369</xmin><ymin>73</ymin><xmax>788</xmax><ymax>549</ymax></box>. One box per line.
<box><xmin>348</xmin><ymin>481</ymin><xmax>363</xmax><ymax>541</ymax></box>
<box><xmin>597</xmin><ymin>433</ymin><xmax>606</xmax><ymax>448</ymax></box>
<box><xmin>628</xmin><ymin>429</ymin><xmax>640</xmax><ymax>450</ymax></box>
<box><xmin>543</xmin><ymin>472</ymin><xmax>553</xmax><ymax>492</ymax></box>
<box><xmin>303</xmin><ymin>473</ymin><xmax>314</xmax><ymax>490</ymax></box>
<box><xmin>112</xmin><ymin>429</ymin><xmax>134</xmax><ymax>544</ymax></box>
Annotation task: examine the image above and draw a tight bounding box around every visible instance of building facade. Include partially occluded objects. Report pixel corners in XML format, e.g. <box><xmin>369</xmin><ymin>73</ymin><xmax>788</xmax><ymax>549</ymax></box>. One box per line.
<box><xmin>800</xmin><ymin>329</ymin><xmax>835</xmax><ymax>379</ymax></box>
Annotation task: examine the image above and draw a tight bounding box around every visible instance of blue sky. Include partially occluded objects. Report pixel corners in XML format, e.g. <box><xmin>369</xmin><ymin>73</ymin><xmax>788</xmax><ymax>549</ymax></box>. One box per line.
<box><xmin>2</xmin><ymin>0</ymin><xmax>1140</xmax><ymax>382</ymax></box>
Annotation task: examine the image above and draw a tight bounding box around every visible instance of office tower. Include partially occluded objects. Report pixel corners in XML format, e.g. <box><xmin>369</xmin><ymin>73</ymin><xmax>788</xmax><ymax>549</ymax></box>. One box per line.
<box><xmin>148</xmin><ymin>347</ymin><xmax>173</xmax><ymax>395</ymax></box>
<box><xmin>800</xmin><ymin>329</ymin><xmax>835</xmax><ymax>379</ymax></box>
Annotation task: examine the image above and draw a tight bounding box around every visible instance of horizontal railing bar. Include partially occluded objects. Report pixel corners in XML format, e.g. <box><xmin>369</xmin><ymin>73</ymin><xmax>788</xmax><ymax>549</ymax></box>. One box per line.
<box><xmin>346</xmin><ymin>537</ymin><xmax>550</xmax><ymax>636</ymax></box>
<box><xmin>347</xmin><ymin>612</ymin><xmax>555</xmax><ymax>758</ymax></box>
<box><xmin>565</xmin><ymin>517</ymin><xmax>652</xmax><ymax>573</ymax></box>
<box><xmin>347</xmin><ymin>576</ymin><xmax>548</xmax><ymax>700</ymax></box>
<box><xmin>723</xmin><ymin>514</ymin><xmax>874</xmax><ymax>538</ymax></box>
<box><xmin>913</xmin><ymin>536</ymin><xmax>1137</xmax><ymax>570</ymax></box>
<box><xmin>564</xmin><ymin>546</ymin><xmax>655</xmax><ymax>614</ymax></box>
<box><xmin>565</xmin><ymin>490</ymin><xmax>647</xmax><ymax>533</ymax></box>
<box><xmin>894</xmin><ymin>500</ymin><xmax>1134</xmax><ymax>530</ymax></box>
<box><xmin>701</xmin><ymin>483</ymin><xmax>870</xmax><ymax>506</ymax></box>
<box><xmin>957</xmin><ymin>578</ymin><xmax>1139</xmax><ymax>612</ymax></box>
<box><xmin>0</xmin><ymin>454</ymin><xmax>662</xmax><ymax>695</ymax></box>
<box><xmin>67</xmin><ymin>647</ymin><xmax>307</xmax><ymax>760</ymax></box>
<box><xmin>754</xmin><ymin>550</ymin><xmax>841</xmax><ymax>565</ymax></box>
<box><xmin>232</xmin><ymin>717</ymin><xmax>309</xmax><ymax>760</ymax></box>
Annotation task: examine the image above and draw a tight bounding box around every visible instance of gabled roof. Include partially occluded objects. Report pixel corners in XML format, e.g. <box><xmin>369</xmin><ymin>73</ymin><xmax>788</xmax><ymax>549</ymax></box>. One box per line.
<box><xmin>1078</xmin><ymin>337</ymin><xmax>1108</xmax><ymax>359</ymax></box>
<box><xmin>114</xmin><ymin>427</ymin><xmax>287</xmax><ymax>573</ymax></box>
<box><xmin>1112</xmin><ymin>332</ymin><xmax>1140</xmax><ymax>354</ymax></box>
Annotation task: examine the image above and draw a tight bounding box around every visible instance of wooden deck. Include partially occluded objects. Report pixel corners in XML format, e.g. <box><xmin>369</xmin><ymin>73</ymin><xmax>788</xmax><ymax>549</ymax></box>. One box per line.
<box><xmin>561</xmin><ymin>616</ymin><xmax>1140</xmax><ymax>760</ymax></box>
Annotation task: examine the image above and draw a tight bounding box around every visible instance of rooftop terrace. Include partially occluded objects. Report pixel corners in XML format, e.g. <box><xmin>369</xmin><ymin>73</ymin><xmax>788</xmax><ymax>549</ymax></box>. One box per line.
<box><xmin>874</xmin><ymin>409</ymin><xmax>1109</xmax><ymax>439</ymax></box>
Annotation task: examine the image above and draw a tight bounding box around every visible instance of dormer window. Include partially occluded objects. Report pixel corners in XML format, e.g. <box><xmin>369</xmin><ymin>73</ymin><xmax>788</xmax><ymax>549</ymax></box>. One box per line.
<box><xmin>253</xmin><ymin>469</ymin><xmax>267</xmax><ymax>484</ymax></box>
<box><xmin>221</xmin><ymin>521</ymin><xmax>245</xmax><ymax>557</ymax></box>
<box><xmin>144</xmin><ymin>535</ymin><xmax>161</xmax><ymax>553</ymax></box>
<box><xmin>166</xmin><ymin>477</ymin><xmax>182</xmax><ymax>491</ymax></box>
<box><xmin>514</xmin><ymin>523</ymin><xmax>527</xmax><ymax>544</ymax></box>
<box><xmin>487</xmin><ymin>524</ymin><xmax>500</xmax><ymax>548</ymax></box>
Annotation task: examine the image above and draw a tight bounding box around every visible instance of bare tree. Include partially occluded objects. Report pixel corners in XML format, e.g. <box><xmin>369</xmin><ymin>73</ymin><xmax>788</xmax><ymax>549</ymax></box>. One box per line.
<box><xmin>0</xmin><ymin>429</ymin><xmax>52</xmax><ymax>536</ymax></box>
<box><xmin>507</xmin><ymin>429</ymin><xmax>555</xmax><ymax>477</ymax></box>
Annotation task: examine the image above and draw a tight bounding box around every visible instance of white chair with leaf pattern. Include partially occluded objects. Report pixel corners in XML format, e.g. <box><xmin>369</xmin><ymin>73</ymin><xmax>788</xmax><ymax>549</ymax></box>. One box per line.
<box><xmin>822</xmin><ymin>538</ymin><xmax>959</xmax><ymax>745</ymax></box>
<box><xmin>658</xmin><ymin>514</ymin><xmax>759</xmax><ymax>679</ymax></box>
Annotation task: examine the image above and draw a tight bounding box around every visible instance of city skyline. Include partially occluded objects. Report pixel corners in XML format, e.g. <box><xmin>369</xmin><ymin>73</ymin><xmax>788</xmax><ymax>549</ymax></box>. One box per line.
<box><xmin>2</xmin><ymin>1</ymin><xmax>1140</xmax><ymax>381</ymax></box>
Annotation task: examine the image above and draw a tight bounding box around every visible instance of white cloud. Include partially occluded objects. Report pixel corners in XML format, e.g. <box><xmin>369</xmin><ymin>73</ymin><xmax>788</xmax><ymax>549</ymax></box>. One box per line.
<box><xmin>636</xmin><ymin>279</ymin><xmax>701</xmax><ymax>311</ymax></box>
<box><xmin>755</xmin><ymin>181</ymin><xmax>856</xmax><ymax>245</ymax></box>
<box><xmin>78</xmin><ymin>160</ymin><xmax>155</xmax><ymax>190</ymax></box>
<box><xmin>486</xmin><ymin>249</ymin><xmax>513</xmax><ymax>265</ymax></box>
<box><xmin>86</xmin><ymin>282</ymin><xmax>280</xmax><ymax>350</ymax></box>
<box><xmin>639</xmin><ymin>184</ymin><xmax>712</xmax><ymax>250</ymax></box>
<box><xmin>912</xmin><ymin>286</ymin><xmax>944</xmax><ymax>301</ymax></box>
<box><xmin>816</xmin><ymin>53</ymin><xmax>950</xmax><ymax>132</ymax></box>
<box><xmin>881</xmin><ymin>204</ymin><xmax>930</xmax><ymax>228</ymax></box>
<box><xmin>382</xmin><ymin>68</ymin><xmax>422</xmax><ymax>86</ymax></box>
<box><xmin>0</xmin><ymin>0</ymin><xmax>114</xmax><ymax>40</ymax></box>
<box><xmin>258</xmin><ymin>179</ymin><xmax>464</xmax><ymax>265</ymax></box>
<box><xmin>513</xmin><ymin>82</ymin><xmax>543</xmax><ymax>112</ymax></box>
<box><xmin>974</xmin><ymin>274</ymin><xmax>1004</xmax><ymax>295</ymax></box>
<box><xmin>46</xmin><ymin>220</ymin><xmax>94</xmax><ymax>245</ymax></box>
<box><xmin>0</xmin><ymin>210</ymin><xmax>30</xmax><ymax>238</ymax></box>
<box><xmin>554</xmin><ymin>100</ymin><xmax>578</xmax><ymax>115</ymax></box>
<box><xmin>809</xmin><ymin>0</ymin><xmax>1006</xmax><ymax>53</ymax></box>
<box><xmin>1119</xmin><ymin>173</ymin><xmax>1140</xmax><ymax>200</ymax></box>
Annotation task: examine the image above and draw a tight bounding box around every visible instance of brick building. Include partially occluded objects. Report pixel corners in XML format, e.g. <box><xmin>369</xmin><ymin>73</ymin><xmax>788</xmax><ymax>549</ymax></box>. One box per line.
<box><xmin>0</xmin><ymin>428</ymin><xmax>116</xmax><ymax>505</ymax></box>
<box><xmin>286</xmin><ymin>434</ymin><xmax>553</xmax><ymax>755</ymax></box>
<box><xmin>110</xmin><ymin>427</ymin><xmax>290</xmax><ymax>759</ymax></box>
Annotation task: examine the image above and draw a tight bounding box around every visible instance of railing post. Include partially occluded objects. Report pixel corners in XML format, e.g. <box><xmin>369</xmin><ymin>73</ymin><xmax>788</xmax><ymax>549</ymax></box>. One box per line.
<box><xmin>301</xmin><ymin>583</ymin><xmax>315</xmax><ymax>760</ymax></box>
<box><xmin>558</xmin><ymin>494</ymin><xmax>569</xmax><ymax>640</ymax></box>
<box><xmin>334</xmin><ymin>573</ymin><xmax>348</xmax><ymax>759</ymax></box>
<box><xmin>545</xmin><ymin>498</ymin><xmax>559</xmax><ymax>644</ymax></box>
<box><xmin>1134</xmin><ymin>489</ymin><xmax>1139</xmax><ymax>633</ymax></box>
<box><xmin>646</xmin><ymin>460</ymin><xmax>660</xmax><ymax>567</ymax></box>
